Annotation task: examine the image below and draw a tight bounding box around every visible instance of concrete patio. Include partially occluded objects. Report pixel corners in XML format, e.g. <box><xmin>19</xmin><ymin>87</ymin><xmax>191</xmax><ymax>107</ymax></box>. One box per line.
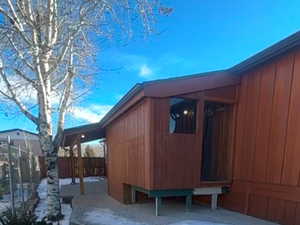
<box><xmin>60</xmin><ymin>178</ymin><xmax>277</xmax><ymax>225</ymax></box>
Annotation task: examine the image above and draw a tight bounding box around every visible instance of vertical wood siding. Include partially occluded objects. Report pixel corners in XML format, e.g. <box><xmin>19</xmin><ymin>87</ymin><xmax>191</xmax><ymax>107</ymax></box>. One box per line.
<box><xmin>151</xmin><ymin>98</ymin><xmax>202</xmax><ymax>189</ymax></box>
<box><xmin>151</xmin><ymin>86</ymin><xmax>237</xmax><ymax>189</ymax></box>
<box><xmin>106</xmin><ymin>98</ymin><xmax>151</xmax><ymax>202</ymax></box>
<box><xmin>223</xmin><ymin>49</ymin><xmax>300</xmax><ymax>225</ymax></box>
<box><xmin>106</xmin><ymin>86</ymin><xmax>237</xmax><ymax>198</ymax></box>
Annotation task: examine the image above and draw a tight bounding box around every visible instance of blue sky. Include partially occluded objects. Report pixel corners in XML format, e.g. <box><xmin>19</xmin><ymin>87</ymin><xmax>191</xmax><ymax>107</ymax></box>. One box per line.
<box><xmin>1</xmin><ymin>0</ymin><xmax>300</xmax><ymax>133</ymax></box>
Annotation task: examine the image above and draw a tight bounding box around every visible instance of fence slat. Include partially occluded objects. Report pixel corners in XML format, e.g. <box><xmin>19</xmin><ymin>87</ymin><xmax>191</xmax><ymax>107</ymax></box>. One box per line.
<box><xmin>39</xmin><ymin>157</ymin><xmax>105</xmax><ymax>178</ymax></box>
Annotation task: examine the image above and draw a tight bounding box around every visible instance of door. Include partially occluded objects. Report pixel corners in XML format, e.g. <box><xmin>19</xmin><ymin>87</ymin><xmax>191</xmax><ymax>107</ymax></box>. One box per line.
<box><xmin>201</xmin><ymin>101</ymin><xmax>233</xmax><ymax>182</ymax></box>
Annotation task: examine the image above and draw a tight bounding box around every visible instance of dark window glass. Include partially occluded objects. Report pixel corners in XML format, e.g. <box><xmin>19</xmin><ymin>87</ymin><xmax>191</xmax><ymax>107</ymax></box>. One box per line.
<box><xmin>169</xmin><ymin>98</ymin><xmax>197</xmax><ymax>134</ymax></box>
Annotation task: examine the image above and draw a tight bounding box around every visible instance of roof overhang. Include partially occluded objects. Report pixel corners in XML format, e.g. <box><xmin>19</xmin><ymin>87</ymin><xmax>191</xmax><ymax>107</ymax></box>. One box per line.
<box><xmin>63</xmin><ymin>123</ymin><xmax>105</xmax><ymax>147</ymax></box>
<box><xmin>230</xmin><ymin>31</ymin><xmax>300</xmax><ymax>74</ymax></box>
<box><xmin>63</xmin><ymin>31</ymin><xmax>300</xmax><ymax>142</ymax></box>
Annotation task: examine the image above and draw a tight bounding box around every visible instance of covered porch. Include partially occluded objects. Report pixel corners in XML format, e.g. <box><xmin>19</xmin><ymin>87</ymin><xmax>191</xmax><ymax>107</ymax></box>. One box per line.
<box><xmin>62</xmin><ymin>122</ymin><xmax>106</xmax><ymax>195</ymax></box>
<box><xmin>61</xmin><ymin>124</ymin><xmax>276</xmax><ymax>225</ymax></box>
<box><xmin>59</xmin><ymin>178</ymin><xmax>276</xmax><ymax>225</ymax></box>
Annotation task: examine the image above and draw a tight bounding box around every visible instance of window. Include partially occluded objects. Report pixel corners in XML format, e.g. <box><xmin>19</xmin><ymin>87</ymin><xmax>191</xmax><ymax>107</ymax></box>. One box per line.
<box><xmin>169</xmin><ymin>98</ymin><xmax>197</xmax><ymax>134</ymax></box>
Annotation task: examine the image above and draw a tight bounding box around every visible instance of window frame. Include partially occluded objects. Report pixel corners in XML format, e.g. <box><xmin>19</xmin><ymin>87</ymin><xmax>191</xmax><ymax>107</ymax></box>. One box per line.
<box><xmin>169</xmin><ymin>97</ymin><xmax>197</xmax><ymax>134</ymax></box>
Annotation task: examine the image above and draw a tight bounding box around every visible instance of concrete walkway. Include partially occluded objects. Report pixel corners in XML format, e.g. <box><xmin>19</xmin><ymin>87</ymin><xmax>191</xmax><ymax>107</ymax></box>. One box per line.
<box><xmin>60</xmin><ymin>179</ymin><xmax>277</xmax><ymax>225</ymax></box>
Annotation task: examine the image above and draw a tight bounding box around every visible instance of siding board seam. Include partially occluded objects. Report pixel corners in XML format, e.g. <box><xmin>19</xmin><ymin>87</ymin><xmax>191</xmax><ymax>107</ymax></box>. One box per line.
<box><xmin>230</xmin><ymin>86</ymin><xmax>239</xmax><ymax>181</ymax></box>
<box><xmin>265</xmin><ymin>62</ymin><xmax>278</xmax><ymax>184</ymax></box>
<box><xmin>250</xmin><ymin>71</ymin><xmax>263</xmax><ymax>181</ymax></box>
<box><xmin>234</xmin><ymin>76</ymin><xmax>249</xmax><ymax>181</ymax></box>
<box><xmin>280</xmin><ymin>53</ymin><xmax>296</xmax><ymax>185</ymax></box>
<box><xmin>298</xmin><ymin>168</ymin><xmax>300</xmax><ymax>187</ymax></box>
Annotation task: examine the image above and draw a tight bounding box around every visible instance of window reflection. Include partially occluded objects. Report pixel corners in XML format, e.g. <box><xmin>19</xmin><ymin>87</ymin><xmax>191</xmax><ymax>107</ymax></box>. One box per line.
<box><xmin>169</xmin><ymin>98</ymin><xmax>197</xmax><ymax>134</ymax></box>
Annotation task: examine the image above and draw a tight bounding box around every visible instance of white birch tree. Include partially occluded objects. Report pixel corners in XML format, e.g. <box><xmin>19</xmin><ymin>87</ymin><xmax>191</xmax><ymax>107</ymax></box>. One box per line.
<box><xmin>0</xmin><ymin>0</ymin><xmax>170</xmax><ymax>221</ymax></box>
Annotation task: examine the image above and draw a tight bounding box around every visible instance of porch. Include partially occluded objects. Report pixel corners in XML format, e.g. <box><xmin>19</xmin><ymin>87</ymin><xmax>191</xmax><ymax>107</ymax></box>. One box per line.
<box><xmin>60</xmin><ymin>178</ymin><xmax>276</xmax><ymax>225</ymax></box>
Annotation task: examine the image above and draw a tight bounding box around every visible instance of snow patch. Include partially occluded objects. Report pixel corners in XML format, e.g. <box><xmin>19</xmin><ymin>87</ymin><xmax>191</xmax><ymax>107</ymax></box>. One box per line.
<box><xmin>82</xmin><ymin>209</ymin><xmax>229</xmax><ymax>225</ymax></box>
<box><xmin>169</xmin><ymin>221</ymin><xmax>229</xmax><ymax>225</ymax></box>
<box><xmin>60</xmin><ymin>203</ymin><xmax>72</xmax><ymax>225</ymax></box>
<box><xmin>59</xmin><ymin>176</ymin><xmax>101</xmax><ymax>186</ymax></box>
<box><xmin>0</xmin><ymin>183</ymin><xmax>32</xmax><ymax>214</ymax></box>
<box><xmin>34</xmin><ymin>179</ymin><xmax>48</xmax><ymax>221</ymax></box>
<box><xmin>0</xmin><ymin>200</ymin><xmax>10</xmax><ymax>214</ymax></box>
<box><xmin>35</xmin><ymin>177</ymin><xmax>101</xmax><ymax>224</ymax></box>
<box><xmin>83</xmin><ymin>208</ymin><xmax>147</xmax><ymax>225</ymax></box>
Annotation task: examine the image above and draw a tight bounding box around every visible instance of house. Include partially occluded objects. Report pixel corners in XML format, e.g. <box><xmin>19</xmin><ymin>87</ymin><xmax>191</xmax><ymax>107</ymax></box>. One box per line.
<box><xmin>63</xmin><ymin>31</ymin><xmax>300</xmax><ymax>223</ymax></box>
<box><xmin>0</xmin><ymin>129</ymin><xmax>44</xmax><ymax>179</ymax></box>
<box><xmin>0</xmin><ymin>129</ymin><xmax>43</xmax><ymax>157</ymax></box>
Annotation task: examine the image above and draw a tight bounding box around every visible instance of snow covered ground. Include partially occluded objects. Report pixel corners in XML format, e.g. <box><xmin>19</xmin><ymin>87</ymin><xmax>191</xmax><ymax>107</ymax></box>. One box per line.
<box><xmin>35</xmin><ymin>177</ymin><xmax>101</xmax><ymax>225</ymax></box>
<box><xmin>0</xmin><ymin>183</ymin><xmax>31</xmax><ymax>214</ymax></box>
<box><xmin>0</xmin><ymin>199</ymin><xmax>10</xmax><ymax>214</ymax></box>
<box><xmin>170</xmin><ymin>222</ymin><xmax>229</xmax><ymax>225</ymax></box>
<box><xmin>70</xmin><ymin>180</ymin><xmax>276</xmax><ymax>225</ymax></box>
<box><xmin>36</xmin><ymin>177</ymin><xmax>274</xmax><ymax>225</ymax></box>
<box><xmin>59</xmin><ymin>176</ymin><xmax>100</xmax><ymax>186</ymax></box>
<box><xmin>82</xmin><ymin>208</ymin><xmax>229</xmax><ymax>225</ymax></box>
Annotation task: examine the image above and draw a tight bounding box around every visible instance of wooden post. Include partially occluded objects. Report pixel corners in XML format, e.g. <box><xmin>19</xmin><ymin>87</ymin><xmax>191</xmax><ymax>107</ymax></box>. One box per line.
<box><xmin>103</xmin><ymin>140</ymin><xmax>107</xmax><ymax>176</ymax></box>
<box><xmin>24</xmin><ymin>135</ymin><xmax>34</xmax><ymax>194</ymax></box>
<box><xmin>70</xmin><ymin>145</ymin><xmax>75</xmax><ymax>184</ymax></box>
<box><xmin>7</xmin><ymin>136</ymin><xmax>15</xmax><ymax>215</ymax></box>
<box><xmin>17</xmin><ymin>145</ymin><xmax>25</xmax><ymax>207</ymax></box>
<box><xmin>185</xmin><ymin>195</ymin><xmax>192</xmax><ymax>211</ymax></box>
<box><xmin>155</xmin><ymin>197</ymin><xmax>161</xmax><ymax>216</ymax></box>
<box><xmin>77</xmin><ymin>137</ymin><xmax>84</xmax><ymax>195</ymax></box>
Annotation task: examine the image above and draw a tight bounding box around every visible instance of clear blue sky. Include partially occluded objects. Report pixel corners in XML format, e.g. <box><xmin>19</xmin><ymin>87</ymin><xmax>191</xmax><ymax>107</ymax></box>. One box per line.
<box><xmin>1</xmin><ymin>0</ymin><xmax>300</xmax><ymax>133</ymax></box>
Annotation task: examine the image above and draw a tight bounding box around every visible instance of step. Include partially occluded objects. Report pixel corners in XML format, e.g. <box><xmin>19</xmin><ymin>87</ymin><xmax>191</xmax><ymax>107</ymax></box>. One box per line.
<box><xmin>193</xmin><ymin>187</ymin><xmax>222</xmax><ymax>195</ymax></box>
<box><xmin>193</xmin><ymin>187</ymin><xmax>223</xmax><ymax>210</ymax></box>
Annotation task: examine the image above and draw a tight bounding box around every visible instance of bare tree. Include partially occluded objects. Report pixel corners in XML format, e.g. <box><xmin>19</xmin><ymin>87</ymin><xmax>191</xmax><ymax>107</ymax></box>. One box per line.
<box><xmin>0</xmin><ymin>0</ymin><xmax>170</xmax><ymax>221</ymax></box>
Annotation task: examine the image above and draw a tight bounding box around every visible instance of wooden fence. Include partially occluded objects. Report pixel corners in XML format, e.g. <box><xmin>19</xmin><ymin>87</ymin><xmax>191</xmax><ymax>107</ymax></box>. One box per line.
<box><xmin>39</xmin><ymin>157</ymin><xmax>106</xmax><ymax>178</ymax></box>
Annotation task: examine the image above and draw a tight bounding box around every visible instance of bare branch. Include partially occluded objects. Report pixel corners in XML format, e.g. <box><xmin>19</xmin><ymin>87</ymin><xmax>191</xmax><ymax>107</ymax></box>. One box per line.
<box><xmin>13</xmin><ymin>68</ymin><xmax>37</xmax><ymax>88</ymax></box>
<box><xmin>54</xmin><ymin>51</ymin><xmax>75</xmax><ymax>147</ymax></box>
<box><xmin>0</xmin><ymin>69</ymin><xmax>38</xmax><ymax>124</ymax></box>
<box><xmin>6</xmin><ymin>34</ymin><xmax>34</xmax><ymax>71</ymax></box>
<box><xmin>47</xmin><ymin>35</ymin><xmax>73</xmax><ymax>76</ymax></box>
<box><xmin>0</xmin><ymin>5</ymin><xmax>32</xmax><ymax>45</ymax></box>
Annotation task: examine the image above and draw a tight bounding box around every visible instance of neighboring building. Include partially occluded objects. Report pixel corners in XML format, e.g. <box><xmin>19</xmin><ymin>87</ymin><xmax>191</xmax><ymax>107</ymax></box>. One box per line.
<box><xmin>0</xmin><ymin>129</ymin><xmax>43</xmax><ymax>179</ymax></box>
<box><xmin>0</xmin><ymin>129</ymin><xmax>43</xmax><ymax>157</ymax></box>
<box><xmin>64</xmin><ymin>31</ymin><xmax>300</xmax><ymax>223</ymax></box>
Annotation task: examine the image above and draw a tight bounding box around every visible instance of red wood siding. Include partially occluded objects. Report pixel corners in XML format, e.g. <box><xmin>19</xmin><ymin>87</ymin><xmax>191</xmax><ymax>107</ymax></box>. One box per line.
<box><xmin>104</xmin><ymin>48</ymin><xmax>300</xmax><ymax>225</ymax></box>
<box><xmin>106</xmin><ymin>98</ymin><xmax>151</xmax><ymax>202</ymax></box>
<box><xmin>223</xmin><ymin>49</ymin><xmax>300</xmax><ymax>225</ymax></box>
<box><xmin>151</xmin><ymin>86</ymin><xmax>238</xmax><ymax>189</ymax></box>
<box><xmin>151</xmin><ymin>98</ymin><xmax>202</xmax><ymax>189</ymax></box>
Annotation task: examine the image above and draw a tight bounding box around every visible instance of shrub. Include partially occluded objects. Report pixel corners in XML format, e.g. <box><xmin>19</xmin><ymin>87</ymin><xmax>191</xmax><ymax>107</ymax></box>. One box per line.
<box><xmin>0</xmin><ymin>184</ymin><xmax>4</xmax><ymax>199</ymax></box>
<box><xmin>0</xmin><ymin>209</ymin><xmax>51</xmax><ymax>225</ymax></box>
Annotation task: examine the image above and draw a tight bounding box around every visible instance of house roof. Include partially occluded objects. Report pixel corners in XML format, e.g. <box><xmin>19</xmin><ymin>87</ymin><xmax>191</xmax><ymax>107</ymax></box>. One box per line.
<box><xmin>0</xmin><ymin>128</ymin><xmax>38</xmax><ymax>137</ymax></box>
<box><xmin>63</xmin><ymin>30</ymin><xmax>300</xmax><ymax>145</ymax></box>
<box><xmin>230</xmin><ymin>31</ymin><xmax>300</xmax><ymax>74</ymax></box>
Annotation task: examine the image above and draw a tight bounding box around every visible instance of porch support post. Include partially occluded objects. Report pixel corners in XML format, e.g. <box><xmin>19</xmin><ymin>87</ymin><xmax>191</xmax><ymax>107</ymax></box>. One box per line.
<box><xmin>155</xmin><ymin>197</ymin><xmax>162</xmax><ymax>216</ymax></box>
<box><xmin>131</xmin><ymin>187</ymin><xmax>136</xmax><ymax>203</ymax></box>
<box><xmin>211</xmin><ymin>194</ymin><xmax>218</xmax><ymax>210</ymax></box>
<box><xmin>77</xmin><ymin>136</ymin><xmax>85</xmax><ymax>195</ymax></box>
<box><xmin>186</xmin><ymin>195</ymin><xmax>192</xmax><ymax>211</ymax></box>
<box><xmin>70</xmin><ymin>145</ymin><xmax>75</xmax><ymax>185</ymax></box>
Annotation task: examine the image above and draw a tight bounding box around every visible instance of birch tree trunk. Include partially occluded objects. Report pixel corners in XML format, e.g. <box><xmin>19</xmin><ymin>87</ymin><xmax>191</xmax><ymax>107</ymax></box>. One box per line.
<box><xmin>39</xmin><ymin>121</ymin><xmax>61</xmax><ymax>220</ymax></box>
<box><xmin>0</xmin><ymin>0</ymin><xmax>168</xmax><ymax>221</ymax></box>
